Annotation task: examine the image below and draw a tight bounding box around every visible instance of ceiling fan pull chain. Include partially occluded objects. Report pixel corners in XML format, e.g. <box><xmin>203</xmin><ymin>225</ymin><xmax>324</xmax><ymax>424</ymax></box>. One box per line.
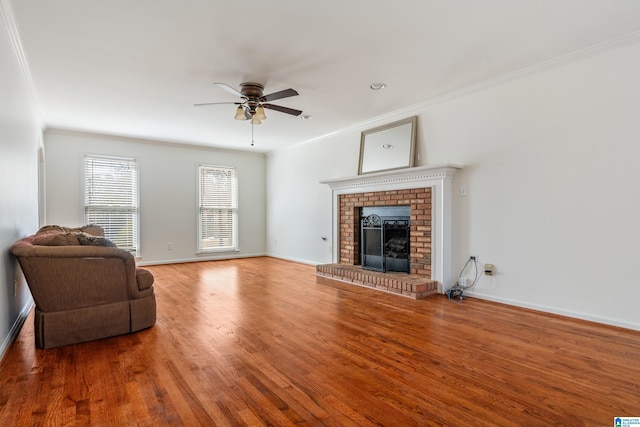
<box><xmin>251</xmin><ymin>122</ymin><xmax>254</xmax><ymax>146</ymax></box>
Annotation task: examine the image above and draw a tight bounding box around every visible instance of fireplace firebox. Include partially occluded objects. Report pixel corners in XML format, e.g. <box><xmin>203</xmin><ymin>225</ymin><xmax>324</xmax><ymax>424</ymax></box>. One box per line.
<box><xmin>360</xmin><ymin>206</ymin><xmax>410</xmax><ymax>273</ymax></box>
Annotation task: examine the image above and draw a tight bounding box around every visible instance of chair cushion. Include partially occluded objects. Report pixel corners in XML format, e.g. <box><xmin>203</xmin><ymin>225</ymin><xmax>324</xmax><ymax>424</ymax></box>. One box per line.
<box><xmin>136</xmin><ymin>268</ymin><xmax>154</xmax><ymax>290</ymax></box>
<box><xmin>33</xmin><ymin>224</ymin><xmax>113</xmax><ymax>247</ymax></box>
<box><xmin>37</xmin><ymin>224</ymin><xmax>105</xmax><ymax>237</ymax></box>
<box><xmin>33</xmin><ymin>232</ymin><xmax>81</xmax><ymax>246</ymax></box>
<box><xmin>33</xmin><ymin>231</ymin><xmax>116</xmax><ymax>247</ymax></box>
<box><xmin>36</xmin><ymin>225</ymin><xmax>66</xmax><ymax>236</ymax></box>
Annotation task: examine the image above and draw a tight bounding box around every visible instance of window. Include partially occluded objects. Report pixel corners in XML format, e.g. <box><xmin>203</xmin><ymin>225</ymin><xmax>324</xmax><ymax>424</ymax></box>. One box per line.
<box><xmin>84</xmin><ymin>155</ymin><xmax>139</xmax><ymax>254</ymax></box>
<box><xmin>198</xmin><ymin>165</ymin><xmax>238</xmax><ymax>252</ymax></box>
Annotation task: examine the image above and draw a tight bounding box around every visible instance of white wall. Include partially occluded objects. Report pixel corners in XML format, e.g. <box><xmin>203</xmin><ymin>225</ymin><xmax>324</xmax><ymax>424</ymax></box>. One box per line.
<box><xmin>0</xmin><ymin>2</ymin><xmax>41</xmax><ymax>357</ymax></box>
<box><xmin>266</xmin><ymin>39</ymin><xmax>640</xmax><ymax>330</ymax></box>
<box><xmin>44</xmin><ymin>130</ymin><xmax>266</xmax><ymax>264</ymax></box>
<box><xmin>266</xmin><ymin>131</ymin><xmax>361</xmax><ymax>264</ymax></box>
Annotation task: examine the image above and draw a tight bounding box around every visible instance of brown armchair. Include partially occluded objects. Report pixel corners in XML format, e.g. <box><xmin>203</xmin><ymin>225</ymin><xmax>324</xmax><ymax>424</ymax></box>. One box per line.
<box><xmin>10</xmin><ymin>225</ymin><xmax>156</xmax><ymax>349</ymax></box>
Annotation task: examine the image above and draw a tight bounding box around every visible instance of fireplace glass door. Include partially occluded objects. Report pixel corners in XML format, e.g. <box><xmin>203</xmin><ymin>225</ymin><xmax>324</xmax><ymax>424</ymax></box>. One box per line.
<box><xmin>361</xmin><ymin>214</ymin><xmax>384</xmax><ymax>271</ymax></box>
<box><xmin>360</xmin><ymin>207</ymin><xmax>410</xmax><ymax>273</ymax></box>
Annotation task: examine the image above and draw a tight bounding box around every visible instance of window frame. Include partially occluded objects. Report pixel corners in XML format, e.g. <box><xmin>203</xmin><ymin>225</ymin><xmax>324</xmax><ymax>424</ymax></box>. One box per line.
<box><xmin>83</xmin><ymin>154</ymin><xmax>140</xmax><ymax>256</ymax></box>
<box><xmin>197</xmin><ymin>163</ymin><xmax>239</xmax><ymax>254</ymax></box>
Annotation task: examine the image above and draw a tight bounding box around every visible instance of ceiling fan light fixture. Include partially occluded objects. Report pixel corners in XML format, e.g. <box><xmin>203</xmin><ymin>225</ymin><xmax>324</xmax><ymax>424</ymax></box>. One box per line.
<box><xmin>234</xmin><ymin>106</ymin><xmax>247</xmax><ymax>120</ymax></box>
<box><xmin>199</xmin><ymin>82</ymin><xmax>302</xmax><ymax>128</ymax></box>
<box><xmin>254</xmin><ymin>105</ymin><xmax>267</xmax><ymax>121</ymax></box>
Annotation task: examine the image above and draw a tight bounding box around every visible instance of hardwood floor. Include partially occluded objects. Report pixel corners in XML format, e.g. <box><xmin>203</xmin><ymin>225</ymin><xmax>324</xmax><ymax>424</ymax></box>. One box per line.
<box><xmin>1</xmin><ymin>257</ymin><xmax>639</xmax><ymax>426</ymax></box>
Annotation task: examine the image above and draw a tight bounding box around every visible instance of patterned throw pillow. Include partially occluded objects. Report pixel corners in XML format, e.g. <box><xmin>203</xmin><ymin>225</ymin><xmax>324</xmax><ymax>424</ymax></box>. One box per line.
<box><xmin>75</xmin><ymin>232</ymin><xmax>117</xmax><ymax>247</ymax></box>
<box><xmin>70</xmin><ymin>225</ymin><xmax>104</xmax><ymax>237</ymax></box>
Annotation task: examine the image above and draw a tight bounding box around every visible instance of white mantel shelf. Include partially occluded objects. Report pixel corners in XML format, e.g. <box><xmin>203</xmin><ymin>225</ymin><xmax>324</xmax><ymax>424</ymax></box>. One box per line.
<box><xmin>321</xmin><ymin>163</ymin><xmax>462</xmax><ymax>293</ymax></box>
<box><xmin>320</xmin><ymin>164</ymin><xmax>462</xmax><ymax>191</ymax></box>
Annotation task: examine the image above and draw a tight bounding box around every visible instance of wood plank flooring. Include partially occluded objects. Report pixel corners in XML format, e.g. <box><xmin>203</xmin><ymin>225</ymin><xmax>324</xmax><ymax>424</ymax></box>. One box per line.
<box><xmin>1</xmin><ymin>257</ymin><xmax>639</xmax><ymax>426</ymax></box>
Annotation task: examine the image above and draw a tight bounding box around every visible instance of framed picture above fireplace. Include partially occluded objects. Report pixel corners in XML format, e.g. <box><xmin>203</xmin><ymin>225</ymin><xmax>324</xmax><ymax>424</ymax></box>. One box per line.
<box><xmin>358</xmin><ymin>116</ymin><xmax>417</xmax><ymax>175</ymax></box>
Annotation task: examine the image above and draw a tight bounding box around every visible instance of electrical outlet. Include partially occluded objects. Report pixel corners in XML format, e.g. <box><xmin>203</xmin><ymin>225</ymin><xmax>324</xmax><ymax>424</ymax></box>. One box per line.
<box><xmin>484</xmin><ymin>263</ymin><xmax>494</xmax><ymax>275</ymax></box>
<box><xmin>470</xmin><ymin>255</ymin><xmax>477</xmax><ymax>261</ymax></box>
<box><xmin>167</xmin><ymin>242</ymin><xmax>173</xmax><ymax>251</ymax></box>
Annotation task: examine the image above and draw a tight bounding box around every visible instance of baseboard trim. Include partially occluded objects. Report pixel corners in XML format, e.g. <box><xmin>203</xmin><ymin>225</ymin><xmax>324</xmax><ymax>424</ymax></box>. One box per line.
<box><xmin>265</xmin><ymin>253</ymin><xmax>321</xmax><ymax>266</ymax></box>
<box><xmin>137</xmin><ymin>252</ymin><xmax>267</xmax><ymax>266</ymax></box>
<box><xmin>0</xmin><ymin>300</ymin><xmax>34</xmax><ymax>362</ymax></box>
<box><xmin>467</xmin><ymin>290</ymin><xmax>640</xmax><ymax>332</ymax></box>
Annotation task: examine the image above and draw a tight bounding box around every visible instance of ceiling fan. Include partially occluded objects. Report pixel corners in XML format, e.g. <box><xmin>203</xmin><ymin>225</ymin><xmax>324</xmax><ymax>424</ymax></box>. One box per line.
<box><xmin>195</xmin><ymin>82</ymin><xmax>302</xmax><ymax>125</ymax></box>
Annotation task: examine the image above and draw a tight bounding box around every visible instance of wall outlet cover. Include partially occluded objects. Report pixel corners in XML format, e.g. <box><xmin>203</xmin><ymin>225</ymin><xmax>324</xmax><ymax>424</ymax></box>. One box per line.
<box><xmin>484</xmin><ymin>263</ymin><xmax>494</xmax><ymax>275</ymax></box>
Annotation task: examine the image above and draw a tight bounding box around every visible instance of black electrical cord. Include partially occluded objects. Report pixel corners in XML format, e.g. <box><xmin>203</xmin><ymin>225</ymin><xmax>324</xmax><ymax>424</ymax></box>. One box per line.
<box><xmin>466</xmin><ymin>258</ymin><xmax>480</xmax><ymax>289</ymax></box>
<box><xmin>446</xmin><ymin>256</ymin><xmax>480</xmax><ymax>302</ymax></box>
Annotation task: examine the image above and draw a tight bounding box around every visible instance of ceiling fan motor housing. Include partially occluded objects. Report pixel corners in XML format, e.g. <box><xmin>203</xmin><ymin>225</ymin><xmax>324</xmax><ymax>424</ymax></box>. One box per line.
<box><xmin>240</xmin><ymin>82</ymin><xmax>265</xmax><ymax>100</ymax></box>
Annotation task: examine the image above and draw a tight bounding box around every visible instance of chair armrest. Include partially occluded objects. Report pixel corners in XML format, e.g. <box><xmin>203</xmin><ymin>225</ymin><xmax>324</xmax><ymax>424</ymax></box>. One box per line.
<box><xmin>136</xmin><ymin>268</ymin><xmax>154</xmax><ymax>291</ymax></box>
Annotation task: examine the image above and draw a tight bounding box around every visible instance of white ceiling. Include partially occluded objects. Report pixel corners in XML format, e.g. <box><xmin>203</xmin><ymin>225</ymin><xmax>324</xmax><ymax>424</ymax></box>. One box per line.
<box><xmin>10</xmin><ymin>0</ymin><xmax>640</xmax><ymax>153</ymax></box>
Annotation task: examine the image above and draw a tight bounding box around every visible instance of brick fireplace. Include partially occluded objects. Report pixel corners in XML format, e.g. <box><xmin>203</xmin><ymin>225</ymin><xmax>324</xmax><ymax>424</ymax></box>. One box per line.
<box><xmin>338</xmin><ymin>188</ymin><xmax>432</xmax><ymax>276</ymax></box>
<box><xmin>318</xmin><ymin>165</ymin><xmax>460</xmax><ymax>298</ymax></box>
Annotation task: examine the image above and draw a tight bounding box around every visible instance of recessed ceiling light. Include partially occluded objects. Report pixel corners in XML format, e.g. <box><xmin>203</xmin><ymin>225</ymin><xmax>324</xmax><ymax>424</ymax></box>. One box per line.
<box><xmin>370</xmin><ymin>82</ymin><xmax>387</xmax><ymax>90</ymax></box>
<box><xmin>300</xmin><ymin>114</ymin><xmax>312</xmax><ymax>120</ymax></box>
<box><xmin>381</xmin><ymin>144</ymin><xmax>393</xmax><ymax>149</ymax></box>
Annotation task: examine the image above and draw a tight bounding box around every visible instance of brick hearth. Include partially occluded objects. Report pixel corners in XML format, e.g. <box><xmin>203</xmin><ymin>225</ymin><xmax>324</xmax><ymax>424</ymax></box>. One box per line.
<box><xmin>316</xmin><ymin>264</ymin><xmax>438</xmax><ymax>299</ymax></box>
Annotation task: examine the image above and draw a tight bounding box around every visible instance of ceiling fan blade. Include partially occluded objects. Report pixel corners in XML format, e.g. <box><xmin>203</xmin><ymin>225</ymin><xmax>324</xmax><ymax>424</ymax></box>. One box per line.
<box><xmin>261</xmin><ymin>88</ymin><xmax>299</xmax><ymax>102</ymax></box>
<box><xmin>213</xmin><ymin>82</ymin><xmax>245</xmax><ymax>98</ymax></box>
<box><xmin>263</xmin><ymin>103</ymin><xmax>303</xmax><ymax>116</ymax></box>
<box><xmin>243</xmin><ymin>107</ymin><xmax>252</xmax><ymax>120</ymax></box>
<box><xmin>194</xmin><ymin>101</ymin><xmax>242</xmax><ymax>107</ymax></box>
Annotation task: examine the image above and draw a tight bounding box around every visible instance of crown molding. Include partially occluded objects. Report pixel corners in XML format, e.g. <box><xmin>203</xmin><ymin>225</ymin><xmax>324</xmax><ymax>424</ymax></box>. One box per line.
<box><xmin>282</xmin><ymin>31</ymin><xmax>640</xmax><ymax>155</ymax></box>
<box><xmin>0</xmin><ymin>0</ymin><xmax>44</xmax><ymax>126</ymax></box>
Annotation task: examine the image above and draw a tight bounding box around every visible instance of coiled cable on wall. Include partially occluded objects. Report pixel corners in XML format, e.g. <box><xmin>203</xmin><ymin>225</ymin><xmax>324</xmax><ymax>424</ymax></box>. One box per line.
<box><xmin>445</xmin><ymin>256</ymin><xmax>479</xmax><ymax>302</ymax></box>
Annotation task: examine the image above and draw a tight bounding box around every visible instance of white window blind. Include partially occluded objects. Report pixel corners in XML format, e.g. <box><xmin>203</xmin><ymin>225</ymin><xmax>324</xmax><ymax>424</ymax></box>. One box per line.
<box><xmin>84</xmin><ymin>155</ymin><xmax>138</xmax><ymax>254</ymax></box>
<box><xmin>198</xmin><ymin>165</ymin><xmax>238</xmax><ymax>252</ymax></box>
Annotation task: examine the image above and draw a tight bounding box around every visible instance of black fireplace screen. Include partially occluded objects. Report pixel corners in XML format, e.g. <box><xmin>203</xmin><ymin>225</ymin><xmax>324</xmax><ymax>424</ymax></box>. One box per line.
<box><xmin>361</xmin><ymin>208</ymin><xmax>410</xmax><ymax>273</ymax></box>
